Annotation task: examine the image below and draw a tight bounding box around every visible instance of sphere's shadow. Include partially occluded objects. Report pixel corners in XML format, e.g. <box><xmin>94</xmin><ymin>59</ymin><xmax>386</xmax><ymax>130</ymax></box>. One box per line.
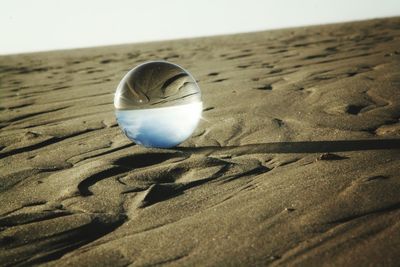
<box><xmin>176</xmin><ymin>139</ymin><xmax>400</xmax><ymax>154</ymax></box>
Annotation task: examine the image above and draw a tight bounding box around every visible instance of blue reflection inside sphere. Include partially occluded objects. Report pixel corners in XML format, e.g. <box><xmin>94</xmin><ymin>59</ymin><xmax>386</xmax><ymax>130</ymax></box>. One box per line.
<box><xmin>114</xmin><ymin>61</ymin><xmax>202</xmax><ymax>148</ymax></box>
<box><xmin>116</xmin><ymin>102</ymin><xmax>202</xmax><ymax>148</ymax></box>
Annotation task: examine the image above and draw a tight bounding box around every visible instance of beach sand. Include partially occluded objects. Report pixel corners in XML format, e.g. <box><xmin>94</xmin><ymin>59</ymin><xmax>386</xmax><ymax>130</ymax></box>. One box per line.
<box><xmin>1</xmin><ymin>17</ymin><xmax>400</xmax><ymax>266</ymax></box>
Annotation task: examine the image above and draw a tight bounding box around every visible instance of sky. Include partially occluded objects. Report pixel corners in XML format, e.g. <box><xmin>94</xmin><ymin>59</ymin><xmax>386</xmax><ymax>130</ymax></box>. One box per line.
<box><xmin>1</xmin><ymin>0</ymin><xmax>399</xmax><ymax>55</ymax></box>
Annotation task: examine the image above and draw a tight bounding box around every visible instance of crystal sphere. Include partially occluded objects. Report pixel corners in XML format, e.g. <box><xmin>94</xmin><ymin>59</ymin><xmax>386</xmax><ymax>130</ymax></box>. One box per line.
<box><xmin>114</xmin><ymin>61</ymin><xmax>202</xmax><ymax>148</ymax></box>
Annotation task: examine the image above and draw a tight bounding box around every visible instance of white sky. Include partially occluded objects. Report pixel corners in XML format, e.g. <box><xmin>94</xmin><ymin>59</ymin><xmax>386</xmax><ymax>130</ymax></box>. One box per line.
<box><xmin>1</xmin><ymin>0</ymin><xmax>399</xmax><ymax>55</ymax></box>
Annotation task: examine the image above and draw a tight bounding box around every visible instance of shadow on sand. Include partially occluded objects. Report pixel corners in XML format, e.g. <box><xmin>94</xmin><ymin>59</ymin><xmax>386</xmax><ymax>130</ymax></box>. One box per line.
<box><xmin>176</xmin><ymin>138</ymin><xmax>400</xmax><ymax>154</ymax></box>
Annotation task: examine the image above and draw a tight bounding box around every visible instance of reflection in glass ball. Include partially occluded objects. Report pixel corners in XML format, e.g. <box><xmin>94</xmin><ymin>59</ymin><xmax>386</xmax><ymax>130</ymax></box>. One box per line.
<box><xmin>114</xmin><ymin>61</ymin><xmax>202</xmax><ymax>148</ymax></box>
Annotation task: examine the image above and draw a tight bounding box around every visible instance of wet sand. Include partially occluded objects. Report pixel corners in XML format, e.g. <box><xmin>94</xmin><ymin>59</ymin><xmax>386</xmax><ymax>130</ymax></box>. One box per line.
<box><xmin>1</xmin><ymin>17</ymin><xmax>400</xmax><ymax>266</ymax></box>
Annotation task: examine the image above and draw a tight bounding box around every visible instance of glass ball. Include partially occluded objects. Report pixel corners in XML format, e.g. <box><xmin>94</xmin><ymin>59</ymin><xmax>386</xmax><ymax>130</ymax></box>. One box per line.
<box><xmin>114</xmin><ymin>61</ymin><xmax>202</xmax><ymax>148</ymax></box>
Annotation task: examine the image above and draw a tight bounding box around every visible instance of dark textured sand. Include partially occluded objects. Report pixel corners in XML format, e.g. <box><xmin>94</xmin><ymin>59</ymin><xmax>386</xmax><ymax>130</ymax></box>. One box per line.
<box><xmin>1</xmin><ymin>17</ymin><xmax>400</xmax><ymax>266</ymax></box>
